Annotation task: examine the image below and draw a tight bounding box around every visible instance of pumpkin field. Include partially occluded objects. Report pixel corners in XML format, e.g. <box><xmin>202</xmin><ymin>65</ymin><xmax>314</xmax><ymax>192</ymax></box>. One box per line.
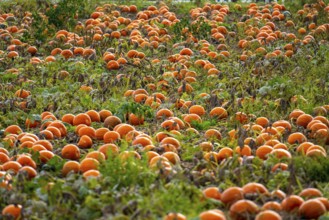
<box><xmin>1</xmin><ymin>0</ymin><xmax>329</xmax><ymax>219</ymax></box>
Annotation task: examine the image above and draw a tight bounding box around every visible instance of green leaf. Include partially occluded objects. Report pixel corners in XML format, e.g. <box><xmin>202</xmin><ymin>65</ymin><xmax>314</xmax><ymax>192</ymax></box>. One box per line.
<box><xmin>84</xmin><ymin>195</ymin><xmax>100</xmax><ymax>209</ymax></box>
<box><xmin>258</xmin><ymin>86</ymin><xmax>272</xmax><ymax>96</ymax></box>
<box><xmin>81</xmin><ymin>94</ymin><xmax>92</xmax><ymax>107</ymax></box>
<box><xmin>46</xmin><ymin>156</ymin><xmax>65</xmax><ymax>173</ymax></box>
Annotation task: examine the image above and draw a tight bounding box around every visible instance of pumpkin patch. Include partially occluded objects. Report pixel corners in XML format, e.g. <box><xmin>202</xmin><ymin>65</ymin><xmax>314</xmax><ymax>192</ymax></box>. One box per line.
<box><xmin>1</xmin><ymin>0</ymin><xmax>329</xmax><ymax>219</ymax></box>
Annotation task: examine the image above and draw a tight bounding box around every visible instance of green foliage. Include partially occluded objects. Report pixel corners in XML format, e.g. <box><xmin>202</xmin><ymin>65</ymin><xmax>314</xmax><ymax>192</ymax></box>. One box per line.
<box><xmin>258</xmin><ymin>75</ymin><xmax>295</xmax><ymax>98</ymax></box>
<box><xmin>139</xmin><ymin>181</ymin><xmax>205</xmax><ymax>218</ymax></box>
<box><xmin>30</xmin><ymin>12</ymin><xmax>50</xmax><ymax>43</ymax></box>
<box><xmin>284</xmin><ymin>0</ymin><xmax>318</xmax><ymax>12</ymax></box>
<box><xmin>100</xmin><ymin>155</ymin><xmax>157</xmax><ymax>189</ymax></box>
<box><xmin>0</xmin><ymin>73</ymin><xmax>18</xmax><ymax>82</ymax></box>
<box><xmin>293</xmin><ymin>156</ymin><xmax>329</xmax><ymax>183</ymax></box>
<box><xmin>166</xmin><ymin>1</ymin><xmax>197</xmax><ymax>16</ymax></box>
<box><xmin>170</xmin><ymin>17</ymin><xmax>211</xmax><ymax>42</ymax></box>
<box><xmin>190</xmin><ymin>119</ymin><xmax>218</xmax><ymax>131</ymax></box>
<box><xmin>0</xmin><ymin>0</ymin><xmax>38</xmax><ymax>13</ymax></box>
<box><xmin>268</xmin><ymin>171</ymin><xmax>290</xmax><ymax>190</ymax></box>
<box><xmin>116</xmin><ymin>101</ymin><xmax>154</xmax><ymax>121</ymax></box>
<box><xmin>45</xmin><ymin>0</ymin><xmax>106</xmax><ymax>30</ymax></box>
<box><xmin>45</xmin><ymin>0</ymin><xmax>86</xmax><ymax>30</ymax></box>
